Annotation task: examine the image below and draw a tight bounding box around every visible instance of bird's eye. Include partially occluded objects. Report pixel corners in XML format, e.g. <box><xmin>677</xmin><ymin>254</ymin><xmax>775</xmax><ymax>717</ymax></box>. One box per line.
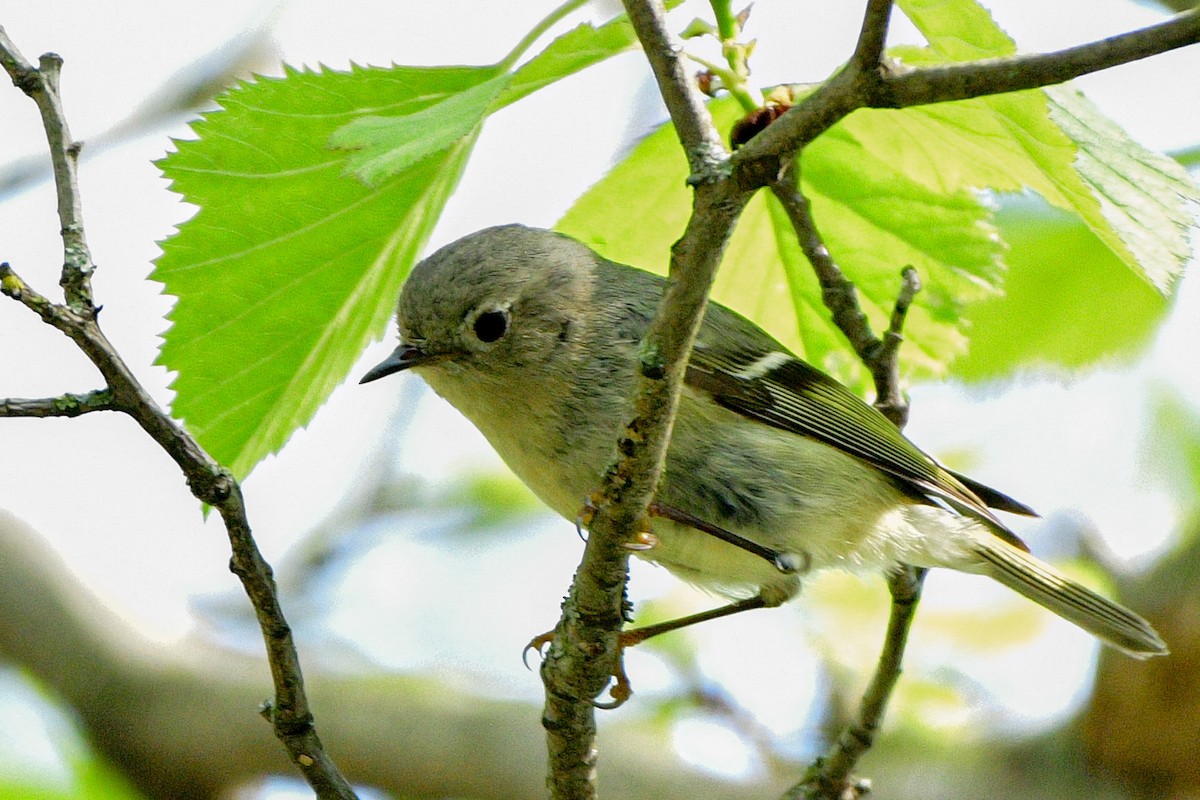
<box><xmin>473</xmin><ymin>309</ymin><xmax>508</xmax><ymax>343</ymax></box>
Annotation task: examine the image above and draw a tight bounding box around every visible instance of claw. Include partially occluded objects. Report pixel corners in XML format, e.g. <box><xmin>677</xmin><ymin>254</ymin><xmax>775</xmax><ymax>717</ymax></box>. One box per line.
<box><xmin>524</xmin><ymin>625</ymin><xmax>638</xmax><ymax>709</ymax></box>
<box><xmin>592</xmin><ymin>656</ymin><xmax>633</xmax><ymax>709</ymax></box>
<box><xmin>774</xmin><ymin>551</ymin><xmax>810</xmax><ymax>574</ymax></box>
<box><xmin>523</xmin><ymin>629</ymin><xmax>556</xmax><ymax>670</ymax></box>
<box><xmin>574</xmin><ymin>492</ymin><xmax>601</xmax><ymax>542</ymax></box>
<box><xmin>577</xmin><ymin>493</ymin><xmax>600</xmax><ymax>525</ymax></box>
<box><xmin>622</xmin><ymin>529</ymin><xmax>658</xmax><ymax>551</ymax></box>
<box><xmin>590</xmin><ymin>627</ymin><xmax>658</xmax><ymax>708</ymax></box>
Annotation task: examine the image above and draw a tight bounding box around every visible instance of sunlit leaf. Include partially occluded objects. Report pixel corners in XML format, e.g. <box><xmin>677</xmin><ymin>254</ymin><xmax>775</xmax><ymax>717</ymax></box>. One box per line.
<box><xmin>954</xmin><ymin>198</ymin><xmax>1169</xmax><ymax>381</ymax></box>
<box><xmin>330</xmin><ymin>70</ymin><xmax>510</xmax><ymax>186</ymax></box>
<box><xmin>496</xmin><ymin>0</ymin><xmax>686</xmax><ymax>109</ymax></box>
<box><xmin>558</xmin><ymin>97</ymin><xmax>1002</xmax><ymax>390</ymax></box>
<box><xmin>896</xmin><ymin>0</ymin><xmax>1198</xmax><ymax>293</ymax></box>
<box><xmin>156</xmin><ymin>65</ymin><xmax>487</xmax><ymax>477</ymax></box>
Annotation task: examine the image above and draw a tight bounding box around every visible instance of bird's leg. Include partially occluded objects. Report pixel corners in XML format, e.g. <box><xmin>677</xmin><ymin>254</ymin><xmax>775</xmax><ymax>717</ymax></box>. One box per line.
<box><xmin>619</xmin><ymin>594</ymin><xmax>769</xmax><ymax>646</ymax></box>
<box><xmin>648</xmin><ymin>501</ymin><xmax>807</xmax><ymax>574</ymax></box>
<box><xmin>595</xmin><ymin>594</ymin><xmax>773</xmax><ymax>708</ymax></box>
<box><xmin>525</xmin><ymin>593</ymin><xmax>776</xmax><ymax>708</ymax></box>
<box><xmin>527</xmin><ymin>498</ymin><xmax>800</xmax><ymax>708</ymax></box>
<box><xmin>577</xmin><ymin>494</ymin><xmax>804</xmax><ymax>573</ymax></box>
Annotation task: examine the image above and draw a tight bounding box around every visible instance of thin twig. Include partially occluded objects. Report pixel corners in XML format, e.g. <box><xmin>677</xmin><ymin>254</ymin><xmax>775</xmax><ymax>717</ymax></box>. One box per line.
<box><xmin>734</xmin><ymin>7</ymin><xmax>1200</xmax><ymax>174</ymax></box>
<box><xmin>0</xmin><ymin>27</ymin><xmax>94</xmax><ymax>310</ymax></box>
<box><xmin>622</xmin><ymin>0</ymin><xmax>727</xmax><ymax>181</ymax></box>
<box><xmin>0</xmin><ymin>387</ymin><xmax>114</xmax><ymax>417</ymax></box>
<box><xmin>785</xmin><ymin>567</ymin><xmax>928</xmax><ymax>800</ymax></box>
<box><xmin>871</xmin><ymin>266</ymin><xmax>920</xmax><ymax>428</ymax></box>
<box><xmin>770</xmin><ymin>170</ymin><xmax>919</xmax><ymax>424</ymax></box>
<box><xmin>0</xmin><ymin>34</ymin><xmax>356</xmax><ymax>799</ymax></box>
<box><xmin>3</xmin><ymin>266</ymin><xmax>356</xmax><ymax>800</ymax></box>
<box><xmin>851</xmin><ymin>0</ymin><xmax>895</xmax><ymax>71</ymax></box>
<box><xmin>768</xmin><ymin>176</ymin><xmax>878</xmax><ymax>362</ymax></box>
<box><xmin>884</xmin><ymin>7</ymin><xmax>1200</xmax><ymax>108</ymax></box>
<box><xmin>772</xmin><ymin>173</ymin><xmax>926</xmax><ymax>798</ymax></box>
<box><xmin>770</xmin><ymin>5</ymin><xmax>931</xmax><ymax>794</ymax></box>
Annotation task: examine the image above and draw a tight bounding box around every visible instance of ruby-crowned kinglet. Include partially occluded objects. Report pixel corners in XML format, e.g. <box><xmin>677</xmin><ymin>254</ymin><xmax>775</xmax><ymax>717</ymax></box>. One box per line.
<box><xmin>362</xmin><ymin>224</ymin><xmax>1166</xmax><ymax>658</ymax></box>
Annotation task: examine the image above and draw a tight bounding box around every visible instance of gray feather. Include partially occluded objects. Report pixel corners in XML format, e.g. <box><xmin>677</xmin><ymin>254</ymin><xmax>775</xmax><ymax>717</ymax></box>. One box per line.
<box><xmin>973</xmin><ymin>539</ymin><xmax>1167</xmax><ymax>657</ymax></box>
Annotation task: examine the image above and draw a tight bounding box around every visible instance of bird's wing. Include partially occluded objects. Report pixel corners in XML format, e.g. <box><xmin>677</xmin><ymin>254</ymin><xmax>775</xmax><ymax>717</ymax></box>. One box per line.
<box><xmin>685</xmin><ymin>342</ymin><xmax>1034</xmax><ymax>551</ymax></box>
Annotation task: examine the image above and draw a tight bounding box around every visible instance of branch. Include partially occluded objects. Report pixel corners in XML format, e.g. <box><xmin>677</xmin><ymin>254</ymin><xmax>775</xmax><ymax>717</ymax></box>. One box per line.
<box><xmin>745</xmin><ymin>19</ymin><xmax>1200</xmax><ymax>787</ymax></box>
<box><xmin>493</xmin><ymin>3</ymin><xmax>1186</xmax><ymax>798</ymax></box>
<box><xmin>884</xmin><ymin>7</ymin><xmax>1200</xmax><ymax>108</ymax></box>
<box><xmin>733</xmin><ymin>7</ymin><xmax>1200</xmax><ymax>177</ymax></box>
<box><xmin>785</xmin><ymin>567</ymin><xmax>928</xmax><ymax>800</ymax></box>
<box><xmin>543</xmin><ymin>0</ymin><xmax>953</xmax><ymax>793</ymax></box>
<box><xmin>621</xmin><ymin>0</ymin><xmax>727</xmax><ymax>180</ymax></box>
<box><xmin>0</xmin><ymin>509</ymin><xmax>778</xmax><ymax>800</ymax></box>
<box><xmin>768</xmin><ymin>172</ymin><xmax>920</xmax><ymax>426</ymax></box>
<box><xmin>772</xmin><ymin>173</ymin><xmax>926</xmax><ymax>797</ymax></box>
<box><xmin>0</xmin><ymin>27</ymin><xmax>94</xmax><ymax>310</ymax></box>
<box><xmin>0</xmin><ymin>387</ymin><xmax>114</xmax><ymax>417</ymax></box>
<box><xmin>851</xmin><ymin>0</ymin><xmax>895</xmax><ymax>71</ymax></box>
<box><xmin>0</xmin><ymin>34</ymin><xmax>356</xmax><ymax>799</ymax></box>
<box><xmin>768</xmin><ymin>4</ymin><xmax>931</xmax><ymax>784</ymax></box>
<box><xmin>540</xmin><ymin>2</ymin><xmax>752</xmax><ymax>798</ymax></box>
<box><xmin>872</xmin><ymin>266</ymin><xmax>920</xmax><ymax>427</ymax></box>
<box><xmin>549</xmin><ymin>4</ymin><xmax>1197</xmax><ymax>799</ymax></box>
<box><xmin>768</xmin><ymin>179</ymin><xmax>878</xmax><ymax>362</ymax></box>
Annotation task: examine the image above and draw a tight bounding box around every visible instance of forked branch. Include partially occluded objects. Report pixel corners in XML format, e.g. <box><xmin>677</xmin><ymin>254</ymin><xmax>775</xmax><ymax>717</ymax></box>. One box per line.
<box><xmin>547</xmin><ymin>2</ymin><xmax>1200</xmax><ymax>799</ymax></box>
<box><xmin>0</xmin><ymin>29</ymin><xmax>356</xmax><ymax>800</ymax></box>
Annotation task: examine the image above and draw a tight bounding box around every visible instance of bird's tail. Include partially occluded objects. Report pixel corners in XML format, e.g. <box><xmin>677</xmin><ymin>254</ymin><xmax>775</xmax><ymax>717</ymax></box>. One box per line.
<box><xmin>971</xmin><ymin>538</ymin><xmax>1167</xmax><ymax>658</ymax></box>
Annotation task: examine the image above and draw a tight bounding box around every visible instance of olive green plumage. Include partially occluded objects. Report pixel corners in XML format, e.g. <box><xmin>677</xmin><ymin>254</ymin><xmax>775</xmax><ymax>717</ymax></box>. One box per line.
<box><xmin>364</xmin><ymin>224</ymin><xmax>1166</xmax><ymax>658</ymax></box>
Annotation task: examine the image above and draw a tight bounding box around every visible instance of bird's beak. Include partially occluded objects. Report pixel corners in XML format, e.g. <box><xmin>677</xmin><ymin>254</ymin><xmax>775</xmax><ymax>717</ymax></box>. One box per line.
<box><xmin>359</xmin><ymin>343</ymin><xmax>428</xmax><ymax>384</ymax></box>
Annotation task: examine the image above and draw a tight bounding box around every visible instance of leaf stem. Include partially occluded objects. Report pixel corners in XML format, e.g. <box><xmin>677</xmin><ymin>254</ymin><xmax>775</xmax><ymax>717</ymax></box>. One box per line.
<box><xmin>709</xmin><ymin>0</ymin><xmax>737</xmax><ymax>40</ymax></box>
<box><xmin>706</xmin><ymin>0</ymin><xmax>762</xmax><ymax>112</ymax></box>
<box><xmin>499</xmin><ymin>0</ymin><xmax>592</xmax><ymax>71</ymax></box>
<box><xmin>683</xmin><ymin>51</ymin><xmax>757</xmax><ymax>112</ymax></box>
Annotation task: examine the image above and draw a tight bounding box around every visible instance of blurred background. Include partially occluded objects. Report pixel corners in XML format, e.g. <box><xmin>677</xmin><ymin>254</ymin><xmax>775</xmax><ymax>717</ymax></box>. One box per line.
<box><xmin>1</xmin><ymin>1</ymin><xmax>1198</xmax><ymax>798</ymax></box>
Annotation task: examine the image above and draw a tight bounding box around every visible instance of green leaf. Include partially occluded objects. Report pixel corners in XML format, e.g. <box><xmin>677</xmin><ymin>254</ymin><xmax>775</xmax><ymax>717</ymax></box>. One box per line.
<box><xmin>799</xmin><ymin>121</ymin><xmax>1004</xmax><ymax>374</ymax></box>
<box><xmin>498</xmin><ymin>7</ymin><xmax>667</xmax><ymax>109</ymax></box>
<box><xmin>330</xmin><ymin>70</ymin><xmax>510</xmax><ymax>186</ymax></box>
<box><xmin>156</xmin><ymin>65</ymin><xmax>485</xmax><ymax>477</ymax></box>
<box><xmin>441</xmin><ymin>472</ymin><xmax>544</xmax><ymax>532</ymax></box>
<box><xmin>895</xmin><ymin>0</ymin><xmax>1198</xmax><ymax>294</ymax></box>
<box><xmin>1174</xmin><ymin>144</ymin><xmax>1200</xmax><ymax>170</ymax></box>
<box><xmin>155</xmin><ymin>4</ymin><xmax>685</xmax><ymax>477</ymax></box>
<box><xmin>1045</xmin><ymin>86</ymin><xmax>1197</xmax><ymax>293</ymax></box>
<box><xmin>952</xmin><ymin>198</ymin><xmax>1169</xmax><ymax>381</ymax></box>
<box><xmin>896</xmin><ymin>0</ymin><xmax>1016</xmax><ymax>60</ymax></box>
<box><xmin>558</xmin><ymin>97</ymin><xmax>1003</xmax><ymax>389</ymax></box>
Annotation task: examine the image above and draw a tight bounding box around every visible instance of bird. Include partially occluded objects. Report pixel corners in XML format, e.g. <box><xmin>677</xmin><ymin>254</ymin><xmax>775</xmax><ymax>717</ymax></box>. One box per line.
<box><xmin>361</xmin><ymin>223</ymin><xmax>1167</xmax><ymax>660</ymax></box>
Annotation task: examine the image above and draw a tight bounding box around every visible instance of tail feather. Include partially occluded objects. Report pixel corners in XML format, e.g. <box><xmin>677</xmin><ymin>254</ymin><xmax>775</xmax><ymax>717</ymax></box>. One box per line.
<box><xmin>973</xmin><ymin>540</ymin><xmax>1167</xmax><ymax>658</ymax></box>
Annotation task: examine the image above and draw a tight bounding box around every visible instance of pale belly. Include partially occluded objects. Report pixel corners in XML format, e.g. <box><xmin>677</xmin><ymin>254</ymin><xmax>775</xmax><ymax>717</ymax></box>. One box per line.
<box><xmin>422</xmin><ymin>366</ymin><xmax>964</xmax><ymax>604</ymax></box>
